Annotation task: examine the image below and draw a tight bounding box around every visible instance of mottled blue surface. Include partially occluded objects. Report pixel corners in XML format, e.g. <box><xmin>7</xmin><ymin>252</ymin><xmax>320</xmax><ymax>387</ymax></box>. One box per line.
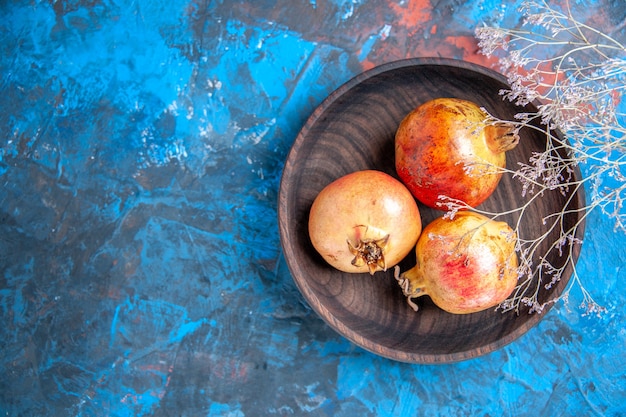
<box><xmin>1</xmin><ymin>1</ymin><xmax>625</xmax><ymax>416</ymax></box>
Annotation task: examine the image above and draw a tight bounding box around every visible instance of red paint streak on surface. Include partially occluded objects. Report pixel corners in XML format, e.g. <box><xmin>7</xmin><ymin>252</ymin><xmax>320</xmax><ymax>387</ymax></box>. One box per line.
<box><xmin>360</xmin><ymin>1</ymin><xmax>499</xmax><ymax>71</ymax></box>
<box><xmin>389</xmin><ymin>0</ymin><xmax>433</xmax><ymax>29</ymax></box>
<box><xmin>444</xmin><ymin>35</ymin><xmax>497</xmax><ymax>68</ymax></box>
<box><xmin>611</xmin><ymin>89</ymin><xmax>622</xmax><ymax>107</ymax></box>
<box><xmin>499</xmin><ymin>60</ymin><xmax>566</xmax><ymax>101</ymax></box>
<box><xmin>361</xmin><ymin>59</ymin><xmax>377</xmax><ymax>71</ymax></box>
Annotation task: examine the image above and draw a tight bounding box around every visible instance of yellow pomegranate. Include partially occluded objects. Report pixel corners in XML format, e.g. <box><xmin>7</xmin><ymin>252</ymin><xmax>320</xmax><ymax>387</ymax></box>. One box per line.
<box><xmin>309</xmin><ymin>170</ymin><xmax>422</xmax><ymax>275</ymax></box>
<box><xmin>395</xmin><ymin>211</ymin><xmax>518</xmax><ymax>314</ymax></box>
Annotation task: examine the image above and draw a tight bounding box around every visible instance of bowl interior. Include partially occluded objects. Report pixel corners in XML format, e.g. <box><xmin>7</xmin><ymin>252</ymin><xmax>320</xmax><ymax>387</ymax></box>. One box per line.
<box><xmin>278</xmin><ymin>58</ymin><xmax>585</xmax><ymax>363</ymax></box>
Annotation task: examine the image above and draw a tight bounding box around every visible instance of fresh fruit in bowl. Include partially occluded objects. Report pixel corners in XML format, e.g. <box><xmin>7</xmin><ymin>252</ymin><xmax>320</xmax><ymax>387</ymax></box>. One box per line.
<box><xmin>308</xmin><ymin>170</ymin><xmax>422</xmax><ymax>275</ymax></box>
<box><xmin>394</xmin><ymin>211</ymin><xmax>519</xmax><ymax>314</ymax></box>
<box><xmin>395</xmin><ymin>98</ymin><xmax>519</xmax><ymax>209</ymax></box>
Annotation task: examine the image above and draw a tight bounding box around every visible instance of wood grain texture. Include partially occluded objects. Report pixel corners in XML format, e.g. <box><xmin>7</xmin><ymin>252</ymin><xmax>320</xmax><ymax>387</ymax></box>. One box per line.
<box><xmin>278</xmin><ymin>58</ymin><xmax>586</xmax><ymax>363</ymax></box>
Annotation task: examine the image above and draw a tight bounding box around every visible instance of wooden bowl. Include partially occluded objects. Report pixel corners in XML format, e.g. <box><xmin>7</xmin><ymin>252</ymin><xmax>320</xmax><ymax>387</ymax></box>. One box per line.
<box><xmin>278</xmin><ymin>58</ymin><xmax>585</xmax><ymax>363</ymax></box>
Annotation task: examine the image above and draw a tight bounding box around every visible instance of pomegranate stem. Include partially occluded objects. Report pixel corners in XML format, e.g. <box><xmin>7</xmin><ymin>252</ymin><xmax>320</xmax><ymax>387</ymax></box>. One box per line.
<box><xmin>394</xmin><ymin>265</ymin><xmax>427</xmax><ymax>311</ymax></box>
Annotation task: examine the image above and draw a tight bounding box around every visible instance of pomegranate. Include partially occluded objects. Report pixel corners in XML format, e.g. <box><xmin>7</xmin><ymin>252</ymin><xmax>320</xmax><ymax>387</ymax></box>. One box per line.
<box><xmin>394</xmin><ymin>211</ymin><xmax>518</xmax><ymax>314</ymax></box>
<box><xmin>395</xmin><ymin>98</ymin><xmax>518</xmax><ymax>209</ymax></box>
<box><xmin>309</xmin><ymin>170</ymin><xmax>422</xmax><ymax>275</ymax></box>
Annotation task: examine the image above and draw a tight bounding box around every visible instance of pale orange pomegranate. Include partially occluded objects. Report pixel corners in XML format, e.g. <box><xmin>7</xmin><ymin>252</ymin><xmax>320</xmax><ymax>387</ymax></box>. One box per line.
<box><xmin>309</xmin><ymin>170</ymin><xmax>422</xmax><ymax>275</ymax></box>
<box><xmin>394</xmin><ymin>211</ymin><xmax>518</xmax><ymax>314</ymax></box>
<box><xmin>395</xmin><ymin>98</ymin><xmax>518</xmax><ymax>209</ymax></box>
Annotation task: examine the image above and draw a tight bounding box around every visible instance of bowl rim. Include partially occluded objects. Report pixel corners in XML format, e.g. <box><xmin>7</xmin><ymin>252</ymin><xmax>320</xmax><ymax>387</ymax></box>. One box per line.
<box><xmin>278</xmin><ymin>57</ymin><xmax>586</xmax><ymax>363</ymax></box>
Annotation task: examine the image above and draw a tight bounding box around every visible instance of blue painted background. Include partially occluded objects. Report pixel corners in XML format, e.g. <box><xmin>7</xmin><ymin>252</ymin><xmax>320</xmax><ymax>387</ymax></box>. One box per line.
<box><xmin>1</xmin><ymin>0</ymin><xmax>625</xmax><ymax>416</ymax></box>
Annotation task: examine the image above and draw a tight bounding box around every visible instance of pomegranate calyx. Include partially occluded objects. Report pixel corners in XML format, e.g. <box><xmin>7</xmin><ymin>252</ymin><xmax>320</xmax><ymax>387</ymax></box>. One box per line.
<box><xmin>484</xmin><ymin>121</ymin><xmax>519</xmax><ymax>153</ymax></box>
<box><xmin>347</xmin><ymin>234</ymin><xmax>390</xmax><ymax>275</ymax></box>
